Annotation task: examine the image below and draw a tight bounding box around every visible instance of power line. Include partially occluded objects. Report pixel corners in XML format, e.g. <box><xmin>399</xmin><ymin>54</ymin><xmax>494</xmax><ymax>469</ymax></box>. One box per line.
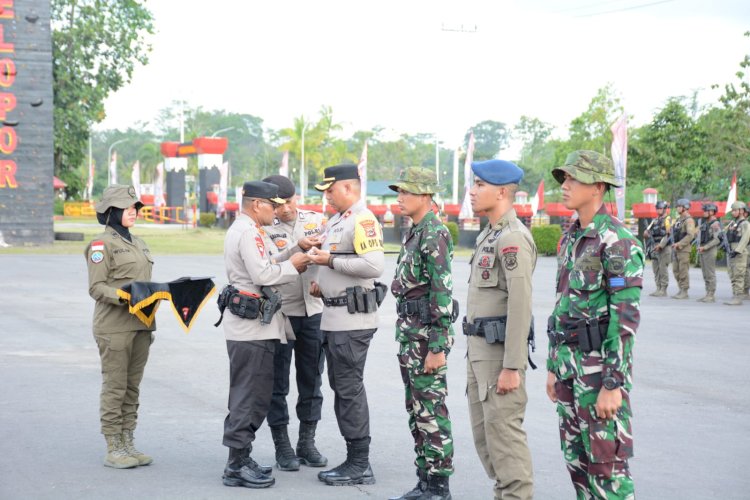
<box><xmin>574</xmin><ymin>0</ymin><xmax>675</xmax><ymax>17</ymax></box>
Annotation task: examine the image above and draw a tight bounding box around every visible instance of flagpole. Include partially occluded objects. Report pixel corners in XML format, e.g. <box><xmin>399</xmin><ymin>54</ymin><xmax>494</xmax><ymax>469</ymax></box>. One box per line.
<box><xmin>300</xmin><ymin>116</ymin><xmax>305</xmax><ymax>204</ymax></box>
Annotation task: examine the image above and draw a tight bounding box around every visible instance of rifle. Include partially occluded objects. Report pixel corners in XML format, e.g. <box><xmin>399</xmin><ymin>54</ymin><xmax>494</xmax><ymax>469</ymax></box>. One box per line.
<box><xmin>717</xmin><ymin>219</ymin><xmax>732</xmax><ymax>255</ymax></box>
<box><xmin>643</xmin><ymin>218</ymin><xmax>657</xmax><ymax>259</ymax></box>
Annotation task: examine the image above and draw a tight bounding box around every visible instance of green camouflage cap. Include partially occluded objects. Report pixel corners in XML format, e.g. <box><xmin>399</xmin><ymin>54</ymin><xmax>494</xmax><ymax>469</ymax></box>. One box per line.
<box><xmin>95</xmin><ymin>184</ymin><xmax>143</xmax><ymax>213</ymax></box>
<box><xmin>388</xmin><ymin>167</ymin><xmax>443</xmax><ymax>195</ymax></box>
<box><xmin>731</xmin><ymin>201</ymin><xmax>747</xmax><ymax>211</ymax></box>
<box><xmin>552</xmin><ymin>150</ymin><xmax>622</xmax><ymax>187</ymax></box>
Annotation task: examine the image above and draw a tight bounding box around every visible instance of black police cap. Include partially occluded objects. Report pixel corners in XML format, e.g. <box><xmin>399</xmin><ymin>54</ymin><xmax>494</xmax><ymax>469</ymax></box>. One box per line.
<box><xmin>314</xmin><ymin>164</ymin><xmax>359</xmax><ymax>191</ymax></box>
<box><xmin>242</xmin><ymin>181</ymin><xmax>286</xmax><ymax>204</ymax></box>
<box><xmin>262</xmin><ymin>175</ymin><xmax>296</xmax><ymax>199</ymax></box>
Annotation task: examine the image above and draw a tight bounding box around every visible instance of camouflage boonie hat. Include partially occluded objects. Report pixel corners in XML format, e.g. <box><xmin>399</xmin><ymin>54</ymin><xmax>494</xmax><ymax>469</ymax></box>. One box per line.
<box><xmin>731</xmin><ymin>201</ymin><xmax>747</xmax><ymax>211</ymax></box>
<box><xmin>95</xmin><ymin>184</ymin><xmax>143</xmax><ymax>213</ymax></box>
<box><xmin>388</xmin><ymin>167</ymin><xmax>443</xmax><ymax>195</ymax></box>
<box><xmin>552</xmin><ymin>150</ymin><xmax>621</xmax><ymax>187</ymax></box>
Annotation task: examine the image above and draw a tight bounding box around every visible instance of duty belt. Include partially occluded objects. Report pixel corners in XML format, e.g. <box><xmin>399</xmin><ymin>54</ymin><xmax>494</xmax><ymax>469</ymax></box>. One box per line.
<box><xmin>547</xmin><ymin>316</ymin><xmax>609</xmax><ymax>353</ymax></box>
<box><xmin>462</xmin><ymin>316</ymin><xmax>506</xmax><ymax>337</ymax></box>
<box><xmin>322</xmin><ymin>296</ymin><xmax>349</xmax><ymax>307</ymax></box>
<box><xmin>397</xmin><ymin>299</ymin><xmax>424</xmax><ymax>317</ymax></box>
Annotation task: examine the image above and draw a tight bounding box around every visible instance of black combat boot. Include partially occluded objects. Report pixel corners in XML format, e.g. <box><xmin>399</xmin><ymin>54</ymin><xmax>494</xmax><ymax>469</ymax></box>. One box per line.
<box><xmin>271</xmin><ymin>425</ymin><xmax>300</xmax><ymax>471</ymax></box>
<box><xmin>389</xmin><ymin>468</ymin><xmax>428</xmax><ymax>499</ymax></box>
<box><xmin>222</xmin><ymin>447</ymin><xmax>275</xmax><ymax>488</ymax></box>
<box><xmin>296</xmin><ymin>421</ymin><xmax>328</xmax><ymax>467</ymax></box>
<box><xmin>416</xmin><ymin>475</ymin><xmax>451</xmax><ymax>500</ymax></box>
<box><xmin>321</xmin><ymin>436</ymin><xmax>376</xmax><ymax>486</ymax></box>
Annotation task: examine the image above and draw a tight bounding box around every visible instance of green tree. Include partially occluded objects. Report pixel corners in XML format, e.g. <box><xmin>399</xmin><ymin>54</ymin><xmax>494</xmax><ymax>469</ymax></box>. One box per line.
<box><xmin>52</xmin><ymin>0</ymin><xmax>155</xmax><ymax>197</ymax></box>
<box><xmin>464</xmin><ymin>120</ymin><xmax>510</xmax><ymax>160</ymax></box>
<box><xmin>568</xmin><ymin>83</ymin><xmax>624</xmax><ymax>155</ymax></box>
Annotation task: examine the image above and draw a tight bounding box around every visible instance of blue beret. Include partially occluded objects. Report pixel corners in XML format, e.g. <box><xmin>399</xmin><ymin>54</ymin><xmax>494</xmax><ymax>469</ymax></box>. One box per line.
<box><xmin>471</xmin><ymin>159</ymin><xmax>524</xmax><ymax>185</ymax></box>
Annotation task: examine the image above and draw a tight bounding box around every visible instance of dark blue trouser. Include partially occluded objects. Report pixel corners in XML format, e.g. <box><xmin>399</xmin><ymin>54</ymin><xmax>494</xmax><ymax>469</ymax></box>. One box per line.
<box><xmin>267</xmin><ymin>313</ymin><xmax>325</xmax><ymax>427</ymax></box>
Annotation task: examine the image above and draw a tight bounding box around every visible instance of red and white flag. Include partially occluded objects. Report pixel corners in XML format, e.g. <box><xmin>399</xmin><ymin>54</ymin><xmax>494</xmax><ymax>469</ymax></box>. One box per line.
<box><xmin>218</xmin><ymin>161</ymin><xmax>229</xmax><ymax>216</ymax></box>
<box><xmin>280</xmin><ymin>151</ymin><xmax>289</xmax><ymax>177</ymax></box>
<box><xmin>109</xmin><ymin>151</ymin><xmax>118</xmax><ymax>185</ymax></box>
<box><xmin>131</xmin><ymin>161</ymin><xmax>141</xmax><ymax>199</ymax></box>
<box><xmin>358</xmin><ymin>142</ymin><xmax>368</xmax><ymax>202</ymax></box>
<box><xmin>86</xmin><ymin>157</ymin><xmax>95</xmax><ymax>200</ymax></box>
<box><xmin>727</xmin><ymin>171</ymin><xmax>737</xmax><ymax>208</ymax></box>
<box><xmin>610</xmin><ymin>114</ymin><xmax>628</xmax><ymax>220</ymax></box>
<box><xmin>154</xmin><ymin>162</ymin><xmax>165</xmax><ymax>208</ymax></box>
<box><xmin>530</xmin><ymin>179</ymin><xmax>544</xmax><ymax>216</ymax></box>
<box><xmin>458</xmin><ymin>131</ymin><xmax>475</xmax><ymax>219</ymax></box>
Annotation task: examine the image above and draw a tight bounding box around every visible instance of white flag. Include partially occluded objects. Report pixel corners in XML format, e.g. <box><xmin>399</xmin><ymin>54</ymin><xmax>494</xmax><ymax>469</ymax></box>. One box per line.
<box><xmin>358</xmin><ymin>142</ymin><xmax>368</xmax><ymax>202</ymax></box>
<box><xmin>86</xmin><ymin>158</ymin><xmax>95</xmax><ymax>200</ymax></box>
<box><xmin>218</xmin><ymin>161</ymin><xmax>229</xmax><ymax>216</ymax></box>
<box><xmin>109</xmin><ymin>151</ymin><xmax>118</xmax><ymax>185</ymax></box>
<box><xmin>280</xmin><ymin>151</ymin><xmax>289</xmax><ymax>177</ymax></box>
<box><xmin>131</xmin><ymin>161</ymin><xmax>141</xmax><ymax>199</ymax></box>
<box><xmin>458</xmin><ymin>131</ymin><xmax>475</xmax><ymax>219</ymax></box>
<box><xmin>727</xmin><ymin>171</ymin><xmax>737</xmax><ymax>208</ymax></box>
<box><xmin>530</xmin><ymin>180</ymin><xmax>544</xmax><ymax>216</ymax></box>
<box><xmin>153</xmin><ymin>162</ymin><xmax>165</xmax><ymax>208</ymax></box>
<box><xmin>610</xmin><ymin>114</ymin><xmax>628</xmax><ymax>221</ymax></box>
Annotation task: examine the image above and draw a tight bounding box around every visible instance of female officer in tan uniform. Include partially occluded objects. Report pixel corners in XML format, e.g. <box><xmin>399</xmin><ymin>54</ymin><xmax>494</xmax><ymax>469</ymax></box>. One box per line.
<box><xmin>85</xmin><ymin>185</ymin><xmax>154</xmax><ymax>469</ymax></box>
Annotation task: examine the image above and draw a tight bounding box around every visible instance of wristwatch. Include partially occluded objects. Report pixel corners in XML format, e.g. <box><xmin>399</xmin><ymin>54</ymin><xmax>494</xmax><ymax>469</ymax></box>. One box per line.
<box><xmin>429</xmin><ymin>346</ymin><xmax>444</xmax><ymax>354</ymax></box>
<box><xmin>602</xmin><ymin>375</ymin><xmax>622</xmax><ymax>391</ymax></box>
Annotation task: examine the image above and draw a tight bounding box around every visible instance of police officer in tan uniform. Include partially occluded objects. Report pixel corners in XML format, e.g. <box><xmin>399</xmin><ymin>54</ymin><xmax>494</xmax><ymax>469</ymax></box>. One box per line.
<box><xmin>261</xmin><ymin>174</ymin><xmax>328</xmax><ymax>471</ymax></box>
<box><xmin>665</xmin><ymin>198</ymin><xmax>697</xmax><ymax>299</ymax></box>
<box><xmin>221</xmin><ymin>181</ymin><xmax>311</xmax><ymax>489</ymax></box>
<box><xmin>464</xmin><ymin>160</ymin><xmax>535</xmax><ymax>500</ymax></box>
<box><xmin>86</xmin><ymin>185</ymin><xmax>154</xmax><ymax>469</ymax></box>
<box><xmin>725</xmin><ymin>201</ymin><xmax>750</xmax><ymax>305</ymax></box>
<box><xmin>307</xmin><ymin>164</ymin><xmax>385</xmax><ymax>486</ymax></box>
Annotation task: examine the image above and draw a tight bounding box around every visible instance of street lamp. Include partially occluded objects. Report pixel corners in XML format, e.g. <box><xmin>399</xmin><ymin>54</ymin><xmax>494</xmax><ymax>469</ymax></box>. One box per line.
<box><xmin>107</xmin><ymin>139</ymin><xmax>128</xmax><ymax>185</ymax></box>
<box><xmin>210</xmin><ymin>126</ymin><xmax>235</xmax><ymax>137</ymax></box>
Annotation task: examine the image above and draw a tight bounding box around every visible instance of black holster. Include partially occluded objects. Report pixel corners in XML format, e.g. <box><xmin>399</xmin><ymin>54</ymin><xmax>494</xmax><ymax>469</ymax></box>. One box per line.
<box><xmin>547</xmin><ymin>315</ymin><xmax>609</xmax><ymax>353</ymax></box>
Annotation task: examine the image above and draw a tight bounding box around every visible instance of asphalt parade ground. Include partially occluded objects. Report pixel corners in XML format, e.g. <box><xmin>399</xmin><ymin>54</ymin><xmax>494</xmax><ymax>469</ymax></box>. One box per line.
<box><xmin>1</xmin><ymin>253</ymin><xmax>748</xmax><ymax>500</ymax></box>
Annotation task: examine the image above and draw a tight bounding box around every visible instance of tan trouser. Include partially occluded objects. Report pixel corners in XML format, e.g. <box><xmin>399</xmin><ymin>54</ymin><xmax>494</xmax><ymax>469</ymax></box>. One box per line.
<box><xmin>467</xmin><ymin>348</ymin><xmax>533</xmax><ymax>500</ymax></box>
<box><xmin>699</xmin><ymin>247</ymin><xmax>718</xmax><ymax>294</ymax></box>
<box><xmin>94</xmin><ymin>330</ymin><xmax>152</xmax><ymax>435</ymax></box>
<box><xmin>652</xmin><ymin>245</ymin><xmax>671</xmax><ymax>289</ymax></box>
<box><xmin>672</xmin><ymin>249</ymin><xmax>691</xmax><ymax>290</ymax></box>
<box><xmin>728</xmin><ymin>252</ymin><xmax>748</xmax><ymax>296</ymax></box>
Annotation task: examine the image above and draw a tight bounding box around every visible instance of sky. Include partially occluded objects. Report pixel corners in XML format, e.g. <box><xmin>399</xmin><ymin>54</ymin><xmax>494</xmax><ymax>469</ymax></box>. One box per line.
<box><xmin>97</xmin><ymin>0</ymin><xmax>750</xmax><ymax>149</ymax></box>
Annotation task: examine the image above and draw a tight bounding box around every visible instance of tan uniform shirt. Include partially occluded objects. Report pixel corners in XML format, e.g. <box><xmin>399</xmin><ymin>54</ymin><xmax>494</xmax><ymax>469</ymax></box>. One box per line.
<box><xmin>222</xmin><ymin>212</ymin><xmax>299</xmax><ymax>342</ymax></box>
<box><xmin>466</xmin><ymin>209</ymin><xmax>537</xmax><ymax>369</ymax></box>
<box><xmin>317</xmin><ymin>199</ymin><xmax>385</xmax><ymax>332</ymax></box>
<box><xmin>264</xmin><ymin>209</ymin><xmax>324</xmax><ymax>317</ymax></box>
<box><xmin>728</xmin><ymin>217</ymin><xmax>750</xmax><ymax>254</ymax></box>
<box><xmin>85</xmin><ymin>228</ymin><xmax>155</xmax><ymax>334</ymax></box>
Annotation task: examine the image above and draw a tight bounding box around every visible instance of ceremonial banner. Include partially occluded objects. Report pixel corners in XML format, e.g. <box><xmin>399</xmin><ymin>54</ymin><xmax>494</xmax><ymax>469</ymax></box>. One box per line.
<box><xmin>458</xmin><ymin>131</ymin><xmax>475</xmax><ymax>219</ymax></box>
<box><xmin>727</xmin><ymin>171</ymin><xmax>737</xmax><ymax>208</ymax></box>
<box><xmin>531</xmin><ymin>179</ymin><xmax>544</xmax><ymax>216</ymax></box>
<box><xmin>280</xmin><ymin>150</ymin><xmax>289</xmax><ymax>177</ymax></box>
<box><xmin>117</xmin><ymin>277</ymin><xmax>216</xmax><ymax>333</ymax></box>
<box><xmin>109</xmin><ymin>151</ymin><xmax>118</xmax><ymax>185</ymax></box>
<box><xmin>131</xmin><ymin>161</ymin><xmax>141</xmax><ymax>199</ymax></box>
<box><xmin>610</xmin><ymin>114</ymin><xmax>628</xmax><ymax>220</ymax></box>
<box><xmin>154</xmin><ymin>162</ymin><xmax>165</xmax><ymax>208</ymax></box>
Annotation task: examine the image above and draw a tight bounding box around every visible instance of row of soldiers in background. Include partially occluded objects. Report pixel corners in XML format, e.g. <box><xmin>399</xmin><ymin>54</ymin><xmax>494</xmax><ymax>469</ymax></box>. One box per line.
<box><xmin>644</xmin><ymin>199</ymin><xmax>750</xmax><ymax>305</ymax></box>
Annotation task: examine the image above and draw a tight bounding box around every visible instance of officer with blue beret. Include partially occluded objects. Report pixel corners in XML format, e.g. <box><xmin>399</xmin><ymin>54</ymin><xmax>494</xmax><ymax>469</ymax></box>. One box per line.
<box><xmin>465</xmin><ymin>159</ymin><xmax>536</xmax><ymax>499</ymax></box>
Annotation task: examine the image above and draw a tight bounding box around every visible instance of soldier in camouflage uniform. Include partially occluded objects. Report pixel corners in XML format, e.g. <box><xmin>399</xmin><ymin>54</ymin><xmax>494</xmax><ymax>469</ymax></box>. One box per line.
<box><xmin>664</xmin><ymin>198</ymin><xmax>697</xmax><ymax>300</ymax></box>
<box><xmin>388</xmin><ymin>167</ymin><xmax>455</xmax><ymax>500</ymax></box>
<box><xmin>546</xmin><ymin>151</ymin><xmax>644</xmax><ymax>500</ymax></box>
<box><xmin>696</xmin><ymin>203</ymin><xmax>722</xmax><ymax>303</ymax></box>
<box><xmin>724</xmin><ymin>201</ymin><xmax>750</xmax><ymax>306</ymax></box>
<box><xmin>644</xmin><ymin>200</ymin><xmax>671</xmax><ymax>297</ymax></box>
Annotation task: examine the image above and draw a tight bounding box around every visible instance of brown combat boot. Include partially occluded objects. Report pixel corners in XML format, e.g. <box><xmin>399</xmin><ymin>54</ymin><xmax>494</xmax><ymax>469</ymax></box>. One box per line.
<box><xmin>724</xmin><ymin>295</ymin><xmax>743</xmax><ymax>306</ymax></box>
<box><xmin>697</xmin><ymin>292</ymin><xmax>715</xmax><ymax>303</ymax></box>
<box><xmin>104</xmin><ymin>434</ymin><xmax>139</xmax><ymax>469</ymax></box>
<box><xmin>122</xmin><ymin>429</ymin><xmax>153</xmax><ymax>466</ymax></box>
<box><xmin>650</xmin><ymin>287</ymin><xmax>667</xmax><ymax>297</ymax></box>
<box><xmin>672</xmin><ymin>289</ymin><xmax>689</xmax><ymax>299</ymax></box>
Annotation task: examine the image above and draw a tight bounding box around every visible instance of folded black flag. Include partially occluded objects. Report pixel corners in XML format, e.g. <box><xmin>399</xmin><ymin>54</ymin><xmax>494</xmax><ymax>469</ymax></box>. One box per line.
<box><xmin>117</xmin><ymin>277</ymin><xmax>216</xmax><ymax>333</ymax></box>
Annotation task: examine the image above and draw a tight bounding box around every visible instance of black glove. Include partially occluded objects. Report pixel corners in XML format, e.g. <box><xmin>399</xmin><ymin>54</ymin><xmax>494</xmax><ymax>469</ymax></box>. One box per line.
<box><xmin>730</xmin><ymin>251</ymin><xmax>739</xmax><ymax>259</ymax></box>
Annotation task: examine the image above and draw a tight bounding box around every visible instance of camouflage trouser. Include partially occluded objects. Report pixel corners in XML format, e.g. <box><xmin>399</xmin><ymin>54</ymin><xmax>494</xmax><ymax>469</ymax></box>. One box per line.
<box><xmin>745</xmin><ymin>253</ymin><xmax>750</xmax><ymax>293</ymax></box>
<box><xmin>699</xmin><ymin>246</ymin><xmax>718</xmax><ymax>294</ymax></box>
<box><xmin>397</xmin><ymin>339</ymin><xmax>454</xmax><ymax>476</ymax></box>
<box><xmin>672</xmin><ymin>249</ymin><xmax>690</xmax><ymax>290</ymax></box>
<box><xmin>554</xmin><ymin>375</ymin><xmax>634</xmax><ymax>500</ymax></box>
<box><xmin>651</xmin><ymin>246</ymin><xmax>670</xmax><ymax>289</ymax></box>
<box><xmin>728</xmin><ymin>252</ymin><xmax>748</xmax><ymax>296</ymax></box>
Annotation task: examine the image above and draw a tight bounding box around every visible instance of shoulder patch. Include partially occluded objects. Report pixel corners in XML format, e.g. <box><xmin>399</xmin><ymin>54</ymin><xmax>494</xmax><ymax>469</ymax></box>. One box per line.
<box><xmin>91</xmin><ymin>240</ymin><xmax>104</xmax><ymax>251</ymax></box>
<box><xmin>502</xmin><ymin>246</ymin><xmax>519</xmax><ymax>254</ymax></box>
<box><xmin>90</xmin><ymin>250</ymin><xmax>104</xmax><ymax>263</ymax></box>
<box><xmin>353</xmin><ymin>213</ymin><xmax>384</xmax><ymax>255</ymax></box>
<box><xmin>609</xmin><ymin>255</ymin><xmax>625</xmax><ymax>275</ymax></box>
<box><xmin>503</xmin><ymin>251</ymin><xmax>518</xmax><ymax>271</ymax></box>
<box><xmin>255</xmin><ymin>235</ymin><xmax>266</xmax><ymax>258</ymax></box>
